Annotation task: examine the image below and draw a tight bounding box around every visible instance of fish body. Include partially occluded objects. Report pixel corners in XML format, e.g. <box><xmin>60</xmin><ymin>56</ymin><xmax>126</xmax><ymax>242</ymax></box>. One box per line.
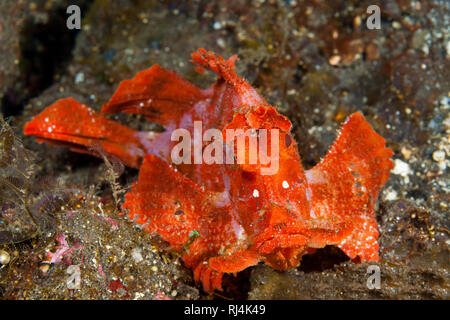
<box><xmin>24</xmin><ymin>49</ymin><xmax>393</xmax><ymax>293</ymax></box>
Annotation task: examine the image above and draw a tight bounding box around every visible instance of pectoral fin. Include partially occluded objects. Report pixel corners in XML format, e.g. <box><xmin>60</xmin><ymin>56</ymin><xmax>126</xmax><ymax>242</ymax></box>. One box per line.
<box><xmin>306</xmin><ymin>112</ymin><xmax>393</xmax><ymax>261</ymax></box>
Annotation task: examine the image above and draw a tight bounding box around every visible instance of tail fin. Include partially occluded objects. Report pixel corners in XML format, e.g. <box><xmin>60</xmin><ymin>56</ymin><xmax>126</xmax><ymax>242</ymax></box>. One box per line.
<box><xmin>122</xmin><ymin>155</ymin><xmax>235</xmax><ymax>255</ymax></box>
<box><xmin>101</xmin><ymin>64</ymin><xmax>209</xmax><ymax>125</ymax></box>
<box><xmin>24</xmin><ymin>98</ymin><xmax>146</xmax><ymax>168</ymax></box>
<box><xmin>123</xmin><ymin>155</ymin><xmax>207</xmax><ymax>248</ymax></box>
<box><xmin>305</xmin><ymin>112</ymin><xmax>393</xmax><ymax>261</ymax></box>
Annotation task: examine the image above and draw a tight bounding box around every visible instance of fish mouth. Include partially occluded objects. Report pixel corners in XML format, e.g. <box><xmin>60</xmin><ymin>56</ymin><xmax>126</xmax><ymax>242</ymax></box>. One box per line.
<box><xmin>255</xmin><ymin>232</ymin><xmax>310</xmax><ymax>256</ymax></box>
<box><xmin>256</xmin><ymin>234</ymin><xmax>310</xmax><ymax>270</ymax></box>
<box><xmin>254</xmin><ymin>218</ymin><xmax>354</xmax><ymax>256</ymax></box>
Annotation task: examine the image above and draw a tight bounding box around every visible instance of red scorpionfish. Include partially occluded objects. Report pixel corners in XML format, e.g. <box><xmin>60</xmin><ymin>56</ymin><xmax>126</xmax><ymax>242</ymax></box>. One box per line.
<box><xmin>24</xmin><ymin>49</ymin><xmax>393</xmax><ymax>293</ymax></box>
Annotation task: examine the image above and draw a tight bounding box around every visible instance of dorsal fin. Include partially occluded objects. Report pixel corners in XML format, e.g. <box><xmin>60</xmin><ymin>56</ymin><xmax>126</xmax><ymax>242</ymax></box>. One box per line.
<box><xmin>191</xmin><ymin>48</ymin><xmax>241</xmax><ymax>86</ymax></box>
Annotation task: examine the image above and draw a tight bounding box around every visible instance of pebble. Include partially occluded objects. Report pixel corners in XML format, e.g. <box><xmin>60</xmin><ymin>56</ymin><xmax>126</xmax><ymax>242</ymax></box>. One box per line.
<box><xmin>392</xmin><ymin>159</ymin><xmax>412</xmax><ymax>177</ymax></box>
<box><xmin>401</xmin><ymin>146</ymin><xmax>412</xmax><ymax>160</ymax></box>
<box><xmin>384</xmin><ymin>189</ymin><xmax>398</xmax><ymax>201</ymax></box>
<box><xmin>131</xmin><ymin>248</ymin><xmax>144</xmax><ymax>263</ymax></box>
<box><xmin>40</xmin><ymin>264</ymin><xmax>50</xmax><ymax>274</ymax></box>
<box><xmin>392</xmin><ymin>21</ymin><xmax>401</xmax><ymax>29</ymax></box>
<box><xmin>74</xmin><ymin>72</ymin><xmax>85</xmax><ymax>84</ymax></box>
<box><xmin>216</xmin><ymin>38</ymin><xmax>226</xmax><ymax>48</ymax></box>
<box><xmin>446</xmin><ymin>40</ymin><xmax>450</xmax><ymax>57</ymax></box>
<box><xmin>0</xmin><ymin>250</ymin><xmax>10</xmax><ymax>265</ymax></box>
<box><xmin>432</xmin><ymin>150</ymin><xmax>445</xmax><ymax>162</ymax></box>
<box><xmin>329</xmin><ymin>55</ymin><xmax>341</xmax><ymax>66</ymax></box>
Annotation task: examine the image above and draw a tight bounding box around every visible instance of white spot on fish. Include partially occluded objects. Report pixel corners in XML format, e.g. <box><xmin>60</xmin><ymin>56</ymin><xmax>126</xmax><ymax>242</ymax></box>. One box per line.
<box><xmin>253</xmin><ymin>189</ymin><xmax>259</xmax><ymax>198</ymax></box>
<box><xmin>282</xmin><ymin>181</ymin><xmax>289</xmax><ymax>189</ymax></box>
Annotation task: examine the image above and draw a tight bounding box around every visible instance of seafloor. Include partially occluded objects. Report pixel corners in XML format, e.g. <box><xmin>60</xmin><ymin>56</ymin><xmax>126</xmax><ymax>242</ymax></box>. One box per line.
<box><xmin>0</xmin><ymin>0</ymin><xmax>448</xmax><ymax>299</ymax></box>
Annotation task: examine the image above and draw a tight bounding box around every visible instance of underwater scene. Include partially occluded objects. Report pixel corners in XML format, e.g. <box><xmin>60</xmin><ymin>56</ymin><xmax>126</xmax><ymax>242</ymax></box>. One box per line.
<box><xmin>0</xmin><ymin>0</ymin><xmax>448</xmax><ymax>301</ymax></box>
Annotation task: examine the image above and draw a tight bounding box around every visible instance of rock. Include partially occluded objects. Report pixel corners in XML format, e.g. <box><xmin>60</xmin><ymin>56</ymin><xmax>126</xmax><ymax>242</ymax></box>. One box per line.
<box><xmin>0</xmin><ymin>250</ymin><xmax>10</xmax><ymax>265</ymax></box>
<box><xmin>392</xmin><ymin>159</ymin><xmax>412</xmax><ymax>177</ymax></box>
<box><xmin>432</xmin><ymin>150</ymin><xmax>445</xmax><ymax>162</ymax></box>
